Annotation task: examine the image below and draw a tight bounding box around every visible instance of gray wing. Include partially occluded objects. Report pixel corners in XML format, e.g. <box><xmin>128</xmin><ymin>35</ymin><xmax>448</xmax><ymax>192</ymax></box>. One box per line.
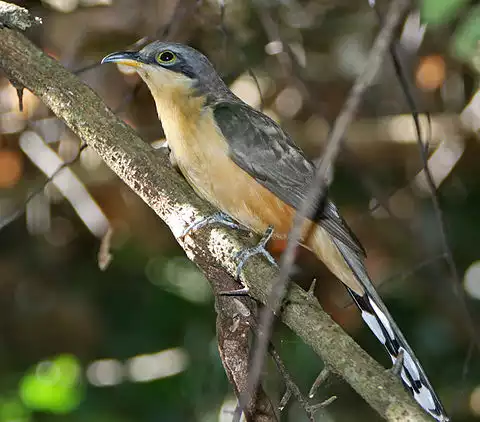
<box><xmin>213</xmin><ymin>101</ymin><xmax>365</xmax><ymax>257</ymax></box>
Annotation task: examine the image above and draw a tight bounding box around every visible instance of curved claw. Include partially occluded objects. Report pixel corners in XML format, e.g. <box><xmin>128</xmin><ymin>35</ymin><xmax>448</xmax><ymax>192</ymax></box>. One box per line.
<box><xmin>234</xmin><ymin>226</ymin><xmax>277</xmax><ymax>279</ymax></box>
<box><xmin>218</xmin><ymin>286</ymin><xmax>250</xmax><ymax>296</ymax></box>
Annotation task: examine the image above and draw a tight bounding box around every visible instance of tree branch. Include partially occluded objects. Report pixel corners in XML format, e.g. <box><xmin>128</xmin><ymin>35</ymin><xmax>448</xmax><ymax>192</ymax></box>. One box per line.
<box><xmin>215</xmin><ymin>270</ymin><xmax>278</xmax><ymax>421</ymax></box>
<box><xmin>0</xmin><ymin>1</ymin><xmax>41</xmax><ymax>30</ymax></box>
<box><xmin>0</xmin><ymin>4</ymin><xmax>429</xmax><ymax>421</ymax></box>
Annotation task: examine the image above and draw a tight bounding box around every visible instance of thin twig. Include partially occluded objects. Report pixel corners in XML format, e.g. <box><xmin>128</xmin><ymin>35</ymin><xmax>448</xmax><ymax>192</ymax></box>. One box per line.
<box><xmin>310</xmin><ymin>396</ymin><xmax>338</xmax><ymax>412</ymax></box>
<box><xmin>246</xmin><ymin>309</ymin><xmax>333</xmax><ymax>421</ymax></box>
<box><xmin>308</xmin><ymin>366</ymin><xmax>331</xmax><ymax>398</ymax></box>
<box><xmin>461</xmin><ymin>340</ymin><xmax>474</xmax><ymax>394</ymax></box>
<box><xmin>377</xmin><ymin>253</ymin><xmax>447</xmax><ymax>292</ymax></box>
<box><xmin>73</xmin><ymin>36</ymin><xmax>153</xmax><ymax>76</ymax></box>
<box><xmin>278</xmin><ymin>388</ymin><xmax>292</xmax><ymax>411</ymax></box>
<box><xmin>246</xmin><ymin>0</ymin><xmax>412</xmax><ymax>406</ymax></box>
<box><xmin>253</xmin><ymin>3</ymin><xmax>291</xmax><ymax>78</ymax></box>
<box><xmin>270</xmin><ymin>346</ymin><xmax>314</xmax><ymax>421</ymax></box>
<box><xmin>379</xmin><ymin>9</ymin><xmax>480</xmax><ymax>353</ymax></box>
<box><xmin>269</xmin><ymin>344</ymin><xmax>337</xmax><ymax>422</ymax></box>
<box><xmin>338</xmin><ymin>253</ymin><xmax>447</xmax><ymax>311</ymax></box>
<box><xmin>161</xmin><ymin>0</ymin><xmax>202</xmax><ymax>41</ymax></box>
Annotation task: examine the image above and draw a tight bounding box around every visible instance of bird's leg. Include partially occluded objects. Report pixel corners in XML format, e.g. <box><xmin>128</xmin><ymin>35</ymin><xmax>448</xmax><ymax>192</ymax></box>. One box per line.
<box><xmin>182</xmin><ymin>212</ymin><xmax>258</xmax><ymax>297</ymax></box>
<box><xmin>180</xmin><ymin>211</ymin><xmax>247</xmax><ymax>241</ymax></box>
<box><xmin>234</xmin><ymin>225</ymin><xmax>277</xmax><ymax>280</ymax></box>
<box><xmin>219</xmin><ymin>226</ymin><xmax>277</xmax><ymax>297</ymax></box>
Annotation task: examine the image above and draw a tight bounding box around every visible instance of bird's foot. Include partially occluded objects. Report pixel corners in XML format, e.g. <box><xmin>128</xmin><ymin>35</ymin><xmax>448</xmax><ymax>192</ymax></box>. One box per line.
<box><xmin>180</xmin><ymin>211</ymin><xmax>242</xmax><ymax>240</ymax></box>
<box><xmin>234</xmin><ymin>226</ymin><xmax>277</xmax><ymax>280</ymax></box>
<box><xmin>218</xmin><ymin>226</ymin><xmax>276</xmax><ymax>296</ymax></box>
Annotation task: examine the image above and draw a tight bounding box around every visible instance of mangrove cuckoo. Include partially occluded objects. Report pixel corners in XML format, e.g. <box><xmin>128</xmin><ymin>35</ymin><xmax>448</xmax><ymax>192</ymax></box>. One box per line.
<box><xmin>102</xmin><ymin>42</ymin><xmax>449</xmax><ymax>421</ymax></box>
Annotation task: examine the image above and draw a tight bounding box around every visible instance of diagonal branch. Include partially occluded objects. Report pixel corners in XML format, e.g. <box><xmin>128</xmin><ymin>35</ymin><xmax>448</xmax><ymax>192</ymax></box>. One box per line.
<box><xmin>0</xmin><ymin>3</ymin><xmax>428</xmax><ymax>421</ymax></box>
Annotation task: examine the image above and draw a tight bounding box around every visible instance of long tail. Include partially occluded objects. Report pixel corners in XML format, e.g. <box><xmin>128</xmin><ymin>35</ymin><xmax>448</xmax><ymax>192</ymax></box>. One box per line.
<box><xmin>332</xmin><ymin>239</ymin><xmax>449</xmax><ymax>421</ymax></box>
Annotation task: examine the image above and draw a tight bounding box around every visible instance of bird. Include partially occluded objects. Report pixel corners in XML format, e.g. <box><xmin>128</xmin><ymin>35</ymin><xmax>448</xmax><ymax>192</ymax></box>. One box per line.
<box><xmin>102</xmin><ymin>41</ymin><xmax>449</xmax><ymax>421</ymax></box>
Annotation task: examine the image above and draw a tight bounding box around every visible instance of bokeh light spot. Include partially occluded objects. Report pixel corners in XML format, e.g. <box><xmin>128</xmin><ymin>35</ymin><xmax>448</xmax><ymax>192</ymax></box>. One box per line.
<box><xmin>416</xmin><ymin>55</ymin><xmax>446</xmax><ymax>92</ymax></box>
<box><xmin>470</xmin><ymin>385</ymin><xmax>480</xmax><ymax>416</ymax></box>
<box><xmin>86</xmin><ymin>359</ymin><xmax>124</xmax><ymax>387</ymax></box>
<box><xmin>0</xmin><ymin>150</ymin><xmax>23</xmax><ymax>188</ymax></box>
<box><xmin>19</xmin><ymin>355</ymin><xmax>83</xmax><ymax>414</ymax></box>
<box><xmin>275</xmin><ymin>86</ymin><xmax>303</xmax><ymax>118</ymax></box>
<box><xmin>464</xmin><ymin>261</ymin><xmax>480</xmax><ymax>300</ymax></box>
<box><xmin>127</xmin><ymin>348</ymin><xmax>189</xmax><ymax>383</ymax></box>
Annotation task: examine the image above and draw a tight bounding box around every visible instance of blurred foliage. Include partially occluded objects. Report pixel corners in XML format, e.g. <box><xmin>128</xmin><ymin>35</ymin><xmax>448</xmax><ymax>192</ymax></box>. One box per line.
<box><xmin>420</xmin><ymin>0</ymin><xmax>469</xmax><ymax>25</ymax></box>
<box><xmin>0</xmin><ymin>396</ymin><xmax>31</xmax><ymax>422</ymax></box>
<box><xmin>0</xmin><ymin>0</ymin><xmax>480</xmax><ymax>421</ymax></box>
<box><xmin>421</xmin><ymin>0</ymin><xmax>480</xmax><ymax>69</ymax></box>
<box><xmin>452</xmin><ymin>5</ymin><xmax>480</xmax><ymax>64</ymax></box>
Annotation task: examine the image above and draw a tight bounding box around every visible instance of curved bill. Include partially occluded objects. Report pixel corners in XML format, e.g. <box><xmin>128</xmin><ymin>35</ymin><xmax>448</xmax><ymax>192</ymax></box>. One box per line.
<box><xmin>101</xmin><ymin>51</ymin><xmax>142</xmax><ymax>67</ymax></box>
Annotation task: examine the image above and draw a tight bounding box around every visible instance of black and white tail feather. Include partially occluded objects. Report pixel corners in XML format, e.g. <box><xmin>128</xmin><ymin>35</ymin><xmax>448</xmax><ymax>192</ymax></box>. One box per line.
<box><xmin>333</xmin><ymin>240</ymin><xmax>449</xmax><ymax>422</ymax></box>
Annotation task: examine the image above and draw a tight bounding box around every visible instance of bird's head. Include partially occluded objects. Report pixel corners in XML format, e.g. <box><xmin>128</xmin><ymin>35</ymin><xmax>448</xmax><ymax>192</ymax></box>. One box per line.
<box><xmin>102</xmin><ymin>42</ymin><xmax>233</xmax><ymax>104</ymax></box>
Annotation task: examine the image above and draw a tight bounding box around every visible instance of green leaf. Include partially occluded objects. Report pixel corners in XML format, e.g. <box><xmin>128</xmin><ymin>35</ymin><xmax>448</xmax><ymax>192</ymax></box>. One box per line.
<box><xmin>452</xmin><ymin>5</ymin><xmax>480</xmax><ymax>63</ymax></box>
<box><xmin>421</xmin><ymin>0</ymin><xmax>469</xmax><ymax>25</ymax></box>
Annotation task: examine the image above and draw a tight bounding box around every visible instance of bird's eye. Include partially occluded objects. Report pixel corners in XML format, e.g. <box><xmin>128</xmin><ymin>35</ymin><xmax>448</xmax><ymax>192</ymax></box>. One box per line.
<box><xmin>156</xmin><ymin>50</ymin><xmax>176</xmax><ymax>64</ymax></box>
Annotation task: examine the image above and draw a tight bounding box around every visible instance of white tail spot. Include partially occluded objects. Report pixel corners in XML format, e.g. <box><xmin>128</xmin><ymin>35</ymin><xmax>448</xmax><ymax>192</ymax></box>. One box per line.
<box><xmin>399</xmin><ymin>347</ymin><xmax>420</xmax><ymax>381</ymax></box>
<box><xmin>369</xmin><ymin>297</ymin><xmax>395</xmax><ymax>340</ymax></box>
<box><xmin>361</xmin><ymin>310</ymin><xmax>386</xmax><ymax>344</ymax></box>
<box><xmin>414</xmin><ymin>385</ymin><xmax>436</xmax><ymax>411</ymax></box>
